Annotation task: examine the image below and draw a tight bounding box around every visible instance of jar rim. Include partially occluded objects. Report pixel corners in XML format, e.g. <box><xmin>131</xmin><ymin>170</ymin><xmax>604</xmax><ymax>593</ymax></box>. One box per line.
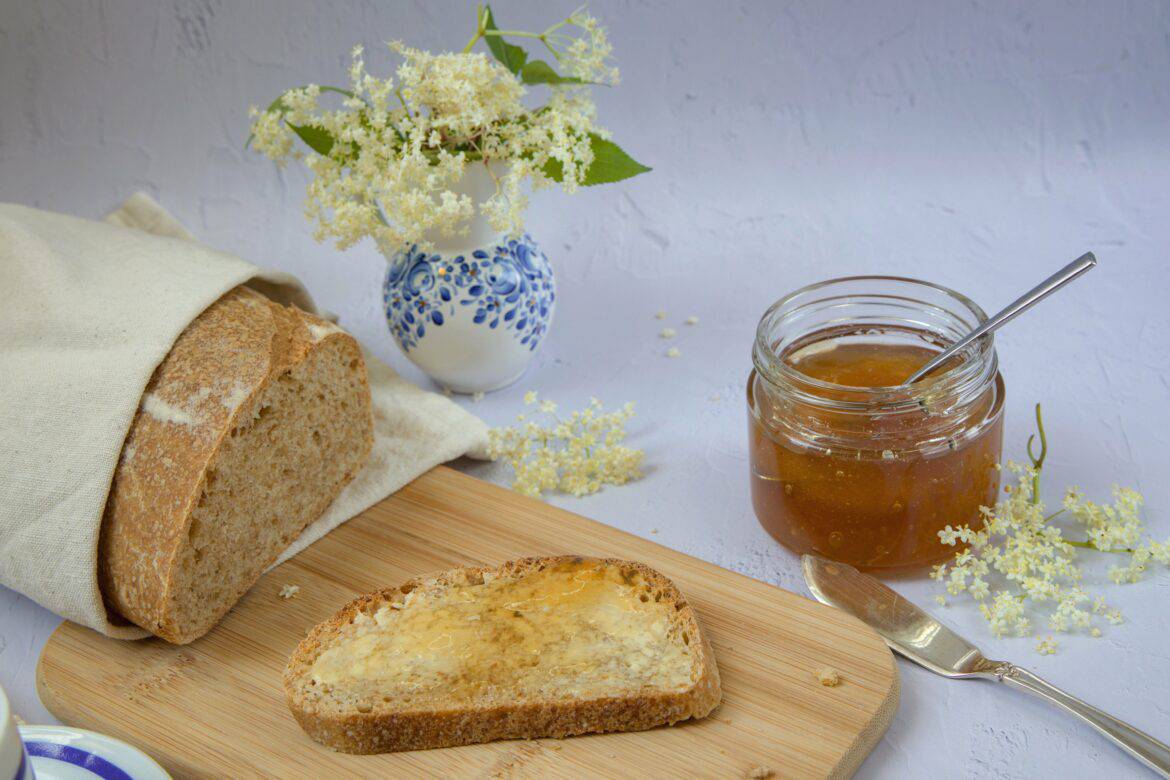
<box><xmin>753</xmin><ymin>275</ymin><xmax>996</xmax><ymax>413</ymax></box>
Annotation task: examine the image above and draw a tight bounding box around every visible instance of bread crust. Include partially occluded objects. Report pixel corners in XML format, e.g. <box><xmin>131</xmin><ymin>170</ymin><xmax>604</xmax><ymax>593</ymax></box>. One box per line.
<box><xmin>98</xmin><ymin>285</ymin><xmax>373</xmax><ymax>643</ymax></box>
<box><xmin>284</xmin><ymin>556</ymin><xmax>722</xmax><ymax>753</ymax></box>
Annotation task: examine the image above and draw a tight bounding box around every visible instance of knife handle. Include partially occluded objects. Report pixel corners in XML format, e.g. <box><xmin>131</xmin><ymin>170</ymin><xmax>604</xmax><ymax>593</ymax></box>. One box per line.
<box><xmin>995</xmin><ymin>664</ymin><xmax>1170</xmax><ymax>777</ymax></box>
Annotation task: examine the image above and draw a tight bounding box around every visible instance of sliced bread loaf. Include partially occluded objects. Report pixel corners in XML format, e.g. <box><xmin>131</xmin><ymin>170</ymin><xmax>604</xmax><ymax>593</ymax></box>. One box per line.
<box><xmin>284</xmin><ymin>556</ymin><xmax>722</xmax><ymax>753</ymax></box>
<box><xmin>98</xmin><ymin>285</ymin><xmax>374</xmax><ymax>644</ymax></box>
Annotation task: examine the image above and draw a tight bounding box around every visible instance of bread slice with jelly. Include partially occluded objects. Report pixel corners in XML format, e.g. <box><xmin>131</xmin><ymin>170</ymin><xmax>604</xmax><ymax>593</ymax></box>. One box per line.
<box><xmin>284</xmin><ymin>556</ymin><xmax>722</xmax><ymax>753</ymax></box>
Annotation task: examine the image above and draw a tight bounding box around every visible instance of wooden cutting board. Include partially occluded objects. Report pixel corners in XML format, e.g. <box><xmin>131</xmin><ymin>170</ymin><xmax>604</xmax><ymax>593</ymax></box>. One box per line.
<box><xmin>38</xmin><ymin>466</ymin><xmax>898</xmax><ymax>779</ymax></box>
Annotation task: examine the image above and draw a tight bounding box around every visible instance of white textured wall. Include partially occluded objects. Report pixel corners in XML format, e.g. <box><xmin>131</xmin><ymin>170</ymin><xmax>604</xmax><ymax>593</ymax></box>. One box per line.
<box><xmin>3</xmin><ymin>2</ymin><xmax>1170</xmax><ymax>777</ymax></box>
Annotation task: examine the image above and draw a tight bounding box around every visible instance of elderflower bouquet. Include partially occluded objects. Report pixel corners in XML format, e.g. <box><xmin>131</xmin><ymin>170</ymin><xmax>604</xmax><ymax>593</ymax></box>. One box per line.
<box><xmin>248</xmin><ymin>4</ymin><xmax>648</xmax><ymax>253</ymax></box>
<box><xmin>932</xmin><ymin>405</ymin><xmax>1169</xmax><ymax>654</ymax></box>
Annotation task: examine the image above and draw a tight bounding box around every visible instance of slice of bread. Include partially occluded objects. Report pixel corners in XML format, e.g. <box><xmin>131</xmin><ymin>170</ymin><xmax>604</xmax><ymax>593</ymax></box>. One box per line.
<box><xmin>99</xmin><ymin>285</ymin><xmax>374</xmax><ymax>644</ymax></box>
<box><xmin>284</xmin><ymin>556</ymin><xmax>722</xmax><ymax>753</ymax></box>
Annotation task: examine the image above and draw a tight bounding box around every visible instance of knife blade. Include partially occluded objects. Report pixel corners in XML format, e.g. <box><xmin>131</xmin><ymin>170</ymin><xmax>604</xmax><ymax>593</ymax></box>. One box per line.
<box><xmin>801</xmin><ymin>553</ymin><xmax>991</xmax><ymax>677</ymax></box>
<box><xmin>801</xmin><ymin>553</ymin><xmax>1170</xmax><ymax>776</ymax></box>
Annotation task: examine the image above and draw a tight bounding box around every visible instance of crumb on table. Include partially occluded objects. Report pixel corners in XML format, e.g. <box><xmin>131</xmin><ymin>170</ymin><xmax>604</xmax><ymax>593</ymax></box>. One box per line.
<box><xmin>816</xmin><ymin>666</ymin><xmax>841</xmax><ymax>686</ymax></box>
<box><xmin>279</xmin><ymin>584</ymin><xmax>300</xmax><ymax>600</ymax></box>
<box><xmin>747</xmin><ymin>767</ymin><xmax>775</xmax><ymax>779</ymax></box>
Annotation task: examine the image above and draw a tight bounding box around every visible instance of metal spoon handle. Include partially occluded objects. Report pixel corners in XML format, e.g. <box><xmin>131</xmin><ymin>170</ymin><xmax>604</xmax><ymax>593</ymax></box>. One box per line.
<box><xmin>902</xmin><ymin>252</ymin><xmax>1097</xmax><ymax>384</ymax></box>
<box><xmin>995</xmin><ymin>664</ymin><xmax>1170</xmax><ymax>777</ymax></box>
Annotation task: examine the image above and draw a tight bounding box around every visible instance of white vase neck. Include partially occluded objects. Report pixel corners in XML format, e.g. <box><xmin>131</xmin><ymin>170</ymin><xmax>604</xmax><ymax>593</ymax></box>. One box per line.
<box><xmin>424</xmin><ymin>161</ymin><xmax>506</xmax><ymax>253</ymax></box>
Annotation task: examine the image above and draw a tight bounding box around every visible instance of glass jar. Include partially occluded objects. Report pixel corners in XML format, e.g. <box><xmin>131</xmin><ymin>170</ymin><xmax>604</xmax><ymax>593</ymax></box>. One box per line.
<box><xmin>747</xmin><ymin>276</ymin><xmax>1005</xmax><ymax>574</ymax></box>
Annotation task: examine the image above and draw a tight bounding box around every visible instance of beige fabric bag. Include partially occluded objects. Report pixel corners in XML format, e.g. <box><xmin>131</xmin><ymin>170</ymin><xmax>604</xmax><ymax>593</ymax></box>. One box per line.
<box><xmin>0</xmin><ymin>194</ymin><xmax>488</xmax><ymax>639</ymax></box>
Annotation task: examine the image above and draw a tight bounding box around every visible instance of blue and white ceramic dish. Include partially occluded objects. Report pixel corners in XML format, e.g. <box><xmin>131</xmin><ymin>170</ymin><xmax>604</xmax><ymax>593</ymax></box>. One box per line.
<box><xmin>16</xmin><ymin>726</ymin><xmax>170</xmax><ymax>780</ymax></box>
<box><xmin>0</xmin><ymin>685</ymin><xmax>31</xmax><ymax>780</ymax></box>
<box><xmin>382</xmin><ymin>233</ymin><xmax>556</xmax><ymax>393</ymax></box>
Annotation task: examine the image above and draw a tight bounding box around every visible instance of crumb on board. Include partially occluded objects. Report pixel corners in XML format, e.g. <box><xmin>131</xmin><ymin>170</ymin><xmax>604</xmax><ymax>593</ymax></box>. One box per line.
<box><xmin>666</xmin><ymin>347</ymin><xmax>681</xmax><ymax>358</ymax></box>
<box><xmin>471</xmin><ymin>391</ymin><xmax>485</xmax><ymax>403</ymax></box>
<box><xmin>747</xmin><ymin>767</ymin><xmax>775</xmax><ymax>779</ymax></box>
<box><xmin>685</xmin><ymin>315</ymin><xmax>699</xmax><ymax>325</ymax></box>
<box><xmin>279</xmin><ymin>584</ymin><xmax>300</xmax><ymax>600</ymax></box>
<box><xmin>655</xmin><ymin>310</ymin><xmax>667</xmax><ymax>320</ymax></box>
<box><xmin>816</xmin><ymin>666</ymin><xmax>841</xmax><ymax>686</ymax></box>
<box><xmin>650</xmin><ymin>527</ymin><xmax>659</xmax><ymax>534</ymax></box>
<box><xmin>659</xmin><ymin>327</ymin><xmax>676</xmax><ymax>339</ymax></box>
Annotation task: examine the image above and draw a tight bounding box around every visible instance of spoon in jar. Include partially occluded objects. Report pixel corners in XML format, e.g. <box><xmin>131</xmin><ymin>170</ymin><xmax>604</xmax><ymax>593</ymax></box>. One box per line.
<box><xmin>901</xmin><ymin>252</ymin><xmax>1097</xmax><ymax>385</ymax></box>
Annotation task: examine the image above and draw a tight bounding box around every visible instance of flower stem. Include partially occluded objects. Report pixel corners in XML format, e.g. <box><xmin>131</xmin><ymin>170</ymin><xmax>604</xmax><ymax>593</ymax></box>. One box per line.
<box><xmin>462</xmin><ymin>4</ymin><xmax>487</xmax><ymax>53</ymax></box>
<box><xmin>1027</xmin><ymin>403</ymin><xmax>1047</xmax><ymax>504</ymax></box>
<box><xmin>483</xmin><ymin>29</ymin><xmax>546</xmax><ymax>39</ymax></box>
<box><xmin>1065</xmin><ymin>539</ymin><xmax>1135</xmax><ymax>555</ymax></box>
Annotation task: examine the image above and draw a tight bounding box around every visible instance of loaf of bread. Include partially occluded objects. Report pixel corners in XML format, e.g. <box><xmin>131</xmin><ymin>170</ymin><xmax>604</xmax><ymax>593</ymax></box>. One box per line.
<box><xmin>284</xmin><ymin>556</ymin><xmax>722</xmax><ymax>753</ymax></box>
<box><xmin>99</xmin><ymin>285</ymin><xmax>374</xmax><ymax>644</ymax></box>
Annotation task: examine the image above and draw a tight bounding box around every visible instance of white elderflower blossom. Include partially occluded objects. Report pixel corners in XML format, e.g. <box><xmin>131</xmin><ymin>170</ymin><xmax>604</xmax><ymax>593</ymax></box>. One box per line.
<box><xmin>248</xmin><ymin>7</ymin><xmax>639</xmax><ymax>254</ymax></box>
<box><xmin>487</xmin><ymin>396</ymin><xmax>643</xmax><ymax>498</ymax></box>
<box><xmin>932</xmin><ymin>405</ymin><xmax>1168</xmax><ymax>655</ymax></box>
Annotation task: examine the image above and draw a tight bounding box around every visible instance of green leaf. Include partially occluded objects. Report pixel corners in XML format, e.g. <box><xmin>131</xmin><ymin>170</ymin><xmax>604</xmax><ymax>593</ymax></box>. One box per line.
<box><xmin>518</xmin><ymin>60</ymin><xmax>586</xmax><ymax>86</ymax></box>
<box><xmin>245</xmin><ymin>85</ymin><xmax>355</xmax><ymax>150</ymax></box>
<box><xmin>482</xmin><ymin>5</ymin><xmax>528</xmax><ymax>74</ymax></box>
<box><xmin>287</xmin><ymin>122</ymin><xmax>335</xmax><ymax>156</ymax></box>
<box><xmin>542</xmin><ymin>133</ymin><xmax>651</xmax><ymax>185</ymax></box>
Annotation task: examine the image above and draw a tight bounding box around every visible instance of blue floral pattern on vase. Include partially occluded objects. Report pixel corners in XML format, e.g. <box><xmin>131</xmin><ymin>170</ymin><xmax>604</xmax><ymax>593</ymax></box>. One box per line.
<box><xmin>382</xmin><ymin>233</ymin><xmax>555</xmax><ymax>353</ymax></box>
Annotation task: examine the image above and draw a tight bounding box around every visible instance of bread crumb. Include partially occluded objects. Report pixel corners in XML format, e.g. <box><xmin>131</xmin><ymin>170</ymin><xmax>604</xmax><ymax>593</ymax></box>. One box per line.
<box><xmin>685</xmin><ymin>316</ymin><xmax>699</xmax><ymax>325</ymax></box>
<box><xmin>655</xmin><ymin>310</ymin><xmax>667</xmax><ymax>320</ymax></box>
<box><xmin>279</xmin><ymin>584</ymin><xmax>300</xmax><ymax>600</ymax></box>
<box><xmin>666</xmin><ymin>347</ymin><xmax>681</xmax><ymax>358</ymax></box>
<box><xmin>816</xmin><ymin>666</ymin><xmax>841</xmax><ymax>686</ymax></box>
<box><xmin>650</xmin><ymin>527</ymin><xmax>659</xmax><ymax>534</ymax></box>
<box><xmin>747</xmin><ymin>767</ymin><xmax>775</xmax><ymax>779</ymax></box>
<box><xmin>471</xmin><ymin>391</ymin><xmax>485</xmax><ymax>403</ymax></box>
<box><xmin>659</xmin><ymin>327</ymin><xmax>676</xmax><ymax>339</ymax></box>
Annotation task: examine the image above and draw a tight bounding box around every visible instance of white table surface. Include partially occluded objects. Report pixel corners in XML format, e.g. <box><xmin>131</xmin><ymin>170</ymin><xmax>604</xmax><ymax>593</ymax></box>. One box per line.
<box><xmin>2</xmin><ymin>1</ymin><xmax>1169</xmax><ymax>777</ymax></box>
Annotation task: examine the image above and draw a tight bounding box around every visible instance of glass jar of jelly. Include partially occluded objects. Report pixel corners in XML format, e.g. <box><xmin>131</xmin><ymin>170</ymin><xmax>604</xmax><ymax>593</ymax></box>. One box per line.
<box><xmin>747</xmin><ymin>276</ymin><xmax>1005</xmax><ymax>573</ymax></box>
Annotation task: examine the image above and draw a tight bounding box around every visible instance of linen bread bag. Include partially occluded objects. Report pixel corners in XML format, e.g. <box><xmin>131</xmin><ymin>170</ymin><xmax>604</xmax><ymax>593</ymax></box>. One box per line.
<box><xmin>100</xmin><ymin>285</ymin><xmax>374</xmax><ymax>643</ymax></box>
<box><xmin>0</xmin><ymin>194</ymin><xmax>488</xmax><ymax>644</ymax></box>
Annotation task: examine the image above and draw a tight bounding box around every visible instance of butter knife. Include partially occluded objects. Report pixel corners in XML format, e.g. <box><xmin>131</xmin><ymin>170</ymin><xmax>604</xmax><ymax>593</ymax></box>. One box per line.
<box><xmin>802</xmin><ymin>554</ymin><xmax>1170</xmax><ymax>777</ymax></box>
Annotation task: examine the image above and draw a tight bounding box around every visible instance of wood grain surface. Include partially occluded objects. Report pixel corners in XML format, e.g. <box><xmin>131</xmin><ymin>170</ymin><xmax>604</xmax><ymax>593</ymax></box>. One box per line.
<box><xmin>38</xmin><ymin>466</ymin><xmax>898</xmax><ymax>779</ymax></box>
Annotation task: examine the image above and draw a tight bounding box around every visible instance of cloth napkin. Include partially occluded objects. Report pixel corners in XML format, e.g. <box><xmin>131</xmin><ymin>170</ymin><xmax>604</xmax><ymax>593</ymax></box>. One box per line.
<box><xmin>0</xmin><ymin>194</ymin><xmax>489</xmax><ymax>639</ymax></box>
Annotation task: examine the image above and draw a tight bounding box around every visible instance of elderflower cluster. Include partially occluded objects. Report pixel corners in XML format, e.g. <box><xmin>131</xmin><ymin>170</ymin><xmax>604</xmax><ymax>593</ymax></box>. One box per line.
<box><xmin>487</xmin><ymin>393</ymin><xmax>643</xmax><ymax>498</ymax></box>
<box><xmin>248</xmin><ymin>9</ymin><xmax>620</xmax><ymax>253</ymax></box>
<box><xmin>932</xmin><ymin>460</ymin><xmax>1168</xmax><ymax>654</ymax></box>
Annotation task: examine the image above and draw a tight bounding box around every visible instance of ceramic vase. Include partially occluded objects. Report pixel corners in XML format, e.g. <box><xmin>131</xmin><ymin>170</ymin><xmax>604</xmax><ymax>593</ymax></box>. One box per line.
<box><xmin>381</xmin><ymin>163</ymin><xmax>555</xmax><ymax>394</ymax></box>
